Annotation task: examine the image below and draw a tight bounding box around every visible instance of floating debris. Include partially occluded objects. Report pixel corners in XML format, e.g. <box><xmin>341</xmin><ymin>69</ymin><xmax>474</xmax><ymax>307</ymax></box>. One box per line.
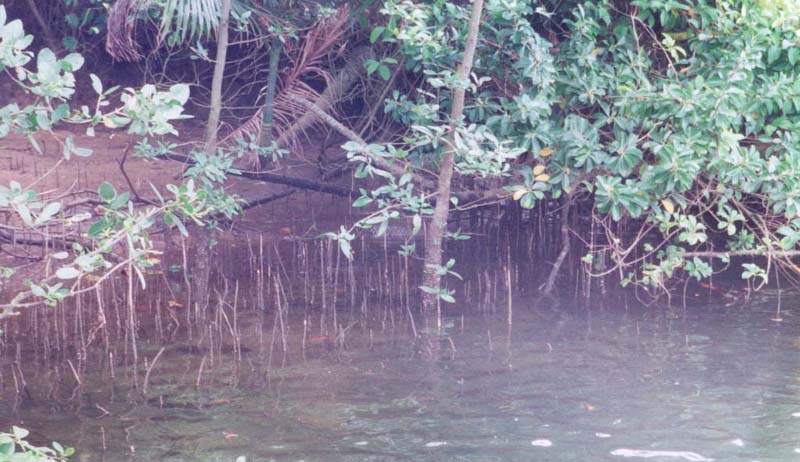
<box><xmin>792</xmin><ymin>412</ymin><xmax>800</xmax><ymax>418</ymax></box>
<box><xmin>579</xmin><ymin>402</ymin><xmax>597</xmax><ymax>411</ymax></box>
<box><xmin>354</xmin><ymin>441</ymin><xmax>369</xmax><ymax>446</ymax></box>
<box><xmin>729</xmin><ymin>438</ymin><xmax>744</xmax><ymax>447</ymax></box>
<box><xmin>610</xmin><ymin>448</ymin><xmax>714</xmax><ymax>461</ymax></box>
<box><xmin>425</xmin><ymin>441</ymin><xmax>447</xmax><ymax>448</ymax></box>
<box><xmin>531</xmin><ymin>439</ymin><xmax>553</xmax><ymax>447</ymax></box>
<box><xmin>595</xmin><ymin>433</ymin><xmax>612</xmax><ymax>438</ymax></box>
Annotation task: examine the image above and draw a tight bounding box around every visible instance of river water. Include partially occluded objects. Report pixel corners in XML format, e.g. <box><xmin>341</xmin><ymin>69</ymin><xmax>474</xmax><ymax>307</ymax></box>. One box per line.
<box><xmin>2</xmin><ymin>283</ymin><xmax>799</xmax><ymax>461</ymax></box>
<box><xmin>1</xmin><ymin>226</ymin><xmax>799</xmax><ymax>462</ymax></box>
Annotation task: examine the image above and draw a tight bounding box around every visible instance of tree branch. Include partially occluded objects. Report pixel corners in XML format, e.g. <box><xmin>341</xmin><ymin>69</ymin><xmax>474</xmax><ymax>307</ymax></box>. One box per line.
<box><xmin>160</xmin><ymin>152</ymin><xmax>354</xmax><ymax>197</ymax></box>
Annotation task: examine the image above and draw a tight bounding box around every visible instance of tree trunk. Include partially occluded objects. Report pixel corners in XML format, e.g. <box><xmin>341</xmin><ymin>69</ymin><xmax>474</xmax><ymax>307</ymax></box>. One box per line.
<box><xmin>421</xmin><ymin>0</ymin><xmax>485</xmax><ymax>322</ymax></box>
<box><xmin>257</xmin><ymin>38</ymin><xmax>283</xmax><ymax>170</ymax></box>
<box><xmin>25</xmin><ymin>0</ymin><xmax>59</xmax><ymax>52</ymax></box>
<box><xmin>204</xmin><ymin>0</ymin><xmax>232</xmax><ymax>155</ymax></box>
<box><xmin>542</xmin><ymin>197</ymin><xmax>572</xmax><ymax>297</ymax></box>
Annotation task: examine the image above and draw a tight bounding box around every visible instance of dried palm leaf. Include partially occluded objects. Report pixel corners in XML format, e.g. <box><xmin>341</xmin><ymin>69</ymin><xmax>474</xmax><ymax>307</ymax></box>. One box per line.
<box><xmin>106</xmin><ymin>0</ymin><xmax>147</xmax><ymax>61</ymax></box>
<box><xmin>222</xmin><ymin>5</ymin><xmax>351</xmax><ymax>156</ymax></box>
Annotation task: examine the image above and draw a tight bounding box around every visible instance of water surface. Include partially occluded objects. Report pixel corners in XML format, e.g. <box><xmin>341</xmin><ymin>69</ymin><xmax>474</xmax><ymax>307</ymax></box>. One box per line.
<box><xmin>3</xmin><ymin>288</ymin><xmax>800</xmax><ymax>461</ymax></box>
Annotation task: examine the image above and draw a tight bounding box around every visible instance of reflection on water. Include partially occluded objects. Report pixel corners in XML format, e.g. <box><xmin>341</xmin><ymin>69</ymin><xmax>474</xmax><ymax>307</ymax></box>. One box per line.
<box><xmin>2</xmin><ymin>288</ymin><xmax>800</xmax><ymax>462</ymax></box>
<box><xmin>1</xmin><ymin>229</ymin><xmax>800</xmax><ymax>462</ymax></box>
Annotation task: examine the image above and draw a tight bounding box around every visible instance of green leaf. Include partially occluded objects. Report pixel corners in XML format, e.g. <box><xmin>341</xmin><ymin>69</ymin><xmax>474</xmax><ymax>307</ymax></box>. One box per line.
<box><xmin>108</xmin><ymin>191</ymin><xmax>130</xmax><ymax>210</ymax></box>
<box><xmin>412</xmin><ymin>214</ymin><xmax>422</xmax><ymax>235</ymax></box>
<box><xmin>376</xmin><ymin>219</ymin><xmax>388</xmax><ymax>237</ymax></box>
<box><xmin>35</xmin><ymin>111</ymin><xmax>50</xmax><ymax>130</ymax></box>
<box><xmin>520</xmin><ymin>193</ymin><xmax>535</xmax><ymax>209</ymax></box>
<box><xmin>52</xmin><ymin>103</ymin><xmax>69</xmax><ymax>123</ymax></box>
<box><xmin>352</xmin><ymin>196</ymin><xmax>372</xmax><ymax>207</ymax></box>
<box><xmin>61</xmin><ymin>52</ymin><xmax>84</xmax><ymax>72</ymax></box>
<box><xmin>11</xmin><ymin>427</ymin><xmax>28</xmax><ymax>440</ymax></box>
<box><xmin>789</xmin><ymin>47</ymin><xmax>799</xmax><ymax>66</ymax></box>
<box><xmin>339</xmin><ymin>238</ymin><xmax>353</xmax><ymax>259</ymax></box>
<box><xmin>88</xmin><ymin>220</ymin><xmax>110</xmax><ymax>237</ymax></box>
<box><xmin>768</xmin><ymin>45</ymin><xmax>781</xmax><ymax>64</ymax></box>
<box><xmin>64</xmin><ymin>137</ymin><xmax>73</xmax><ymax>159</ymax></box>
<box><xmin>64</xmin><ymin>13</ymin><xmax>79</xmax><ymax>28</ymax></box>
<box><xmin>165</xmin><ymin>213</ymin><xmax>187</xmax><ymax>236</ymax></box>
<box><xmin>365</xmin><ymin>59</ymin><xmax>379</xmax><ymax>75</ymax></box>
<box><xmin>378</xmin><ymin>64</ymin><xmax>391</xmax><ymax>81</ymax></box>
<box><xmin>30</xmin><ymin>284</ymin><xmax>46</xmax><ymax>297</ymax></box>
<box><xmin>36</xmin><ymin>201</ymin><xmax>61</xmax><ymax>225</ymax></box>
<box><xmin>90</xmin><ymin>73</ymin><xmax>103</xmax><ymax>95</ymax></box>
<box><xmin>97</xmin><ymin>182</ymin><xmax>116</xmax><ymax>202</ymax></box>
<box><xmin>72</xmin><ymin>145</ymin><xmax>92</xmax><ymax>157</ymax></box>
<box><xmin>169</xmin><ymin>84</ymin><xmax>190</xmax><ymax>104</ymax></box>
<box><xmin>56</xmin><ymin>266</ymin><xmax>80</xmax><ymax>280</ymax></box>
<box><xmin>62</xmin><ymin>35</ymin><xmax>78</xmax><ymax>50</ymax></box>
<box><xmin>16</xmin><ymin>204</ymin><xmax>33</xmax><ymax>226</ymax></box>
<box><xmin>370</xmin><ymin>26</ymin><xmax>385</xmax><ymax>44</ymax></box>
<box><xmin>1</xmin><ymin>19</ymin><xmax>24</xmax><ymax>43</ymax></box>
<box><xmin>28</xmin><ymin>135</ymin><xmax>42</xmax><ymax>155</ymax></box>
<box><xmin>36</xmin><ymin>48</ymin><xmax>57</xmax><ymax>76</ymax></box>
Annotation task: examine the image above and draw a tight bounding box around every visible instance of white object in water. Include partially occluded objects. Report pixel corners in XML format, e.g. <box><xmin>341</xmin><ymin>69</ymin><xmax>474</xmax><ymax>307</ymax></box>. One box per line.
<box><xmin>425</xmin><ymin>441</ymin><xmax>447</xmax><ymax>448</ymax></box>
<box><xmin>595</xmin><ymin>433</ymin><xmax>612</xmax><ymax>438</ymax></box>
<box><xmin>729</xmin><ymin>439</ymin><xmax>744</xmax><ymax>447</ymax></box>
<box><xmin>354</xmin><ymin>441</ymin><xmax>369</xmax><ymax>446</ymax></box>
<box><xmin>792</xmin><ymin>412</ymin><xmax>800</xmax><ymax>417</ymax></box>
<box><xmin>610</xmin><ymin>448</ymin><xmax>714</xmax><ymax>461</ymax></box>
<box><xmin>531</xmin><ymin>439</ymin><xmax>553</xmax><ymax>447</ymax></box>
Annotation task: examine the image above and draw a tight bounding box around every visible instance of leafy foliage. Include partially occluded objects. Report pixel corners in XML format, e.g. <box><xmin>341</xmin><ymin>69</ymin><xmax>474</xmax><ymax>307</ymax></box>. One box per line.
<box><xmin>0</xmin><ymin>426</ymin><xmax>73</xmax><ymax>462</ymax></box>
<box><xmin>336</xmin><ymin>0</ymin><xmax>800</xmax><ymax>293</ymax></box>
<box><xmin>0</xmin><ymin>5</ymin><xmax>233</xmax><ymax>314</ymax></box>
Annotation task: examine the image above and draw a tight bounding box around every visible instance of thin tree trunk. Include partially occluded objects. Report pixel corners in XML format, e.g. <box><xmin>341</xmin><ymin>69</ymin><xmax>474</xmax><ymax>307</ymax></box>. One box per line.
<box><xmin>542</xmin><ymin>197</ymin><xmax>572</xmax><ymax>297</ymax></box>
<box><xmin>257</xmin><ymin>38</ymin><xmax>283</xmax><ymax>170</ymax></box>
<box><xmin>25</xmin><ymin>0</ymin><xmax>59</xmax><ymax>52</ymax></box>
<box><xmin>421</xmin><ymin>0</ymin><xmax>485</xmax><ymax>317</ymax></box>
<box><xmin>204</xmin><ymin>0</ymin><xmax>232</xmax><ymax>154</ymax></box>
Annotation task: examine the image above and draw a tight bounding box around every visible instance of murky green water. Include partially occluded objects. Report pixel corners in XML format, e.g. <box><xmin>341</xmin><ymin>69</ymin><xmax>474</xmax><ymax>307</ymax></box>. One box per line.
<box><xmin>2</xmin><ymin>288</ymin><xmax>800</xmax><ymax>461</ymax></box>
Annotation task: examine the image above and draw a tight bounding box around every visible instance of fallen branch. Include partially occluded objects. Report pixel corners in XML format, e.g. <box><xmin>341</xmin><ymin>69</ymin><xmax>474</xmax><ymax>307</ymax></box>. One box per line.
<box><xmin>681</xmin><ymin>249</ymin><xmax>800</xmax><ymax>259</ymax></box>
<box><xmin>285</xmin><ymin>93</ymin><xmax>436</xmax><ymax>189</ymax></box>
<box><xmin>160</xmin><ymin>152</ymin><xmax>354</xmax><ymax>197</ymax></box>
<box><xmin>240</xmin><ymin>189</ymin><xmax>296</xmax><ymax>210</ymax></box>
<box><xmin>277</xmin><ymin>47</ymin><xmax>376</xmax><ymax>149</ymax></box>
<box><xmin>0</xmin><ymin>228</ymin><xmax>94</xmax><ymax>253</ymax></box>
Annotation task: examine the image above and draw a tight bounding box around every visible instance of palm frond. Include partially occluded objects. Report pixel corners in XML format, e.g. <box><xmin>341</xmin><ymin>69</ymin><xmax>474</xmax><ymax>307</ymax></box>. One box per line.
<box><xmin>159</xmin><ymin>0</ymin><xmax>220</xmax><ymax>45</ymax></box>
<box><xmin>223</xmin><ymin>6</ymin><xmax>351</xmax><ymax>151</ymax></box>
<box><xmin>106</xmin><ymin>0</ymin><xmax>262</xmax><ymax>61</ymax></box>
